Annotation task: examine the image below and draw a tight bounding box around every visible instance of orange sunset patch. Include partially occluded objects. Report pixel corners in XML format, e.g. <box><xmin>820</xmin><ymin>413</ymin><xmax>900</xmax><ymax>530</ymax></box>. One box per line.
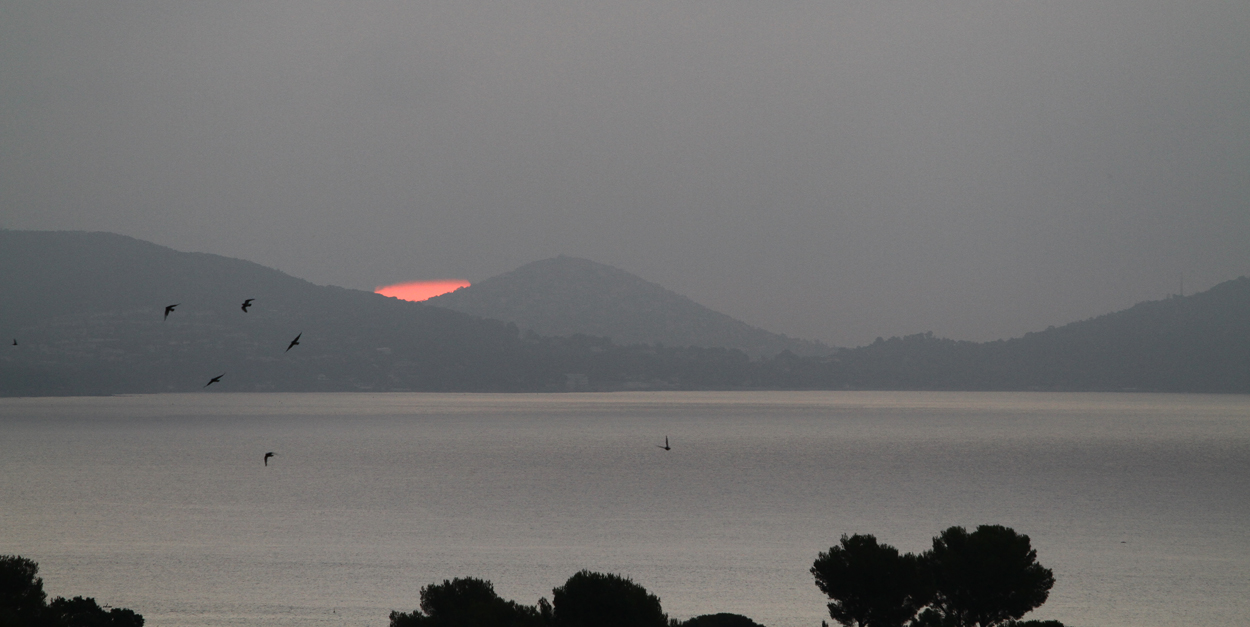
<box><xmin>375</xmin><ymin>280</ymin><xmax>470</xmax><ymax>302</ymax></box>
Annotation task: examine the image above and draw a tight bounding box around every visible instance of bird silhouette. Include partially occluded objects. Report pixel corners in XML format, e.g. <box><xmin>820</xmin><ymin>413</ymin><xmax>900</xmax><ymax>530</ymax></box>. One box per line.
<box><xmin>241</xmin><ymin>298</ymin><xmax>254</xmax><ymax>313</ymax></box>
<box><xmin>285</xmin><ymin>332</ymin><xmax>301</xmax><ymax>352</ymax></box>
<box><xmin>263</xmin><ymin>452</ymin><xmax>275</xmax><ymax>466</ymax></box>
<box><xmin>164</xmin><ymin>304</ymin><xmax>179</xmax><ymax>320</ymax></box>
<box><xmin>657</xmin><ymin>436</ymin><xmax>671</xmax><ymax>451</ymax></box>
<box><xmin>205</xmin><ymin>373</ymin><xmax>224</xmax><ymax>387</ymax></box>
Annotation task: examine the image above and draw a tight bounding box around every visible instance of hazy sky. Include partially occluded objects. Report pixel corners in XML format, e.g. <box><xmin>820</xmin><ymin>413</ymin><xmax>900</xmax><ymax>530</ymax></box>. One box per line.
<box><xmin>3</xmin><ymin>1</ymin><xmax>1247</xmax><ymax>346</ymax></box>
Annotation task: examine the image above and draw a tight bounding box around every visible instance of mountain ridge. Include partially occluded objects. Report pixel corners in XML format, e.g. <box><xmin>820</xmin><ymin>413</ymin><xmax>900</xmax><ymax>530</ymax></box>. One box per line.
<box><xmin>426</xmin><ymin>255</ymin><xmax>831</xmax><ymax>358</ymax></box>
<box><xmin>0</xmin><ymin>229</ymin><xmax>546</xmax><ymax>394</ymax></box>
<box><xmin>2</xmin><ymin>229</ymin><xmax>1247</xmax><ymax>395</ymax></box>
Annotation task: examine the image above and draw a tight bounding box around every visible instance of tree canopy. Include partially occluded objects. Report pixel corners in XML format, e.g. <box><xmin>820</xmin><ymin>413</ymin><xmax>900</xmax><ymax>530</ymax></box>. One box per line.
<box><xmin>0</xmin><ymin>556</ymin><xmax>47</xmax><ymax>626</ymax></box>
<box><xmin>46</xmin><ymin>596</ymin><xmax>145</xmax><ymax>627</ymax></box>
<box><xmin>919</xmin><ymin>526</ymin><xmax>1054</xmax><ymax>627</ymax></box>
<box><xmin>389</xmin><ymin>577</ymin><xmax>543</xmax><ymax>627</ymax></box>
<box><xmin>0</xmin><ymin>555</ymin><xmax>143</xmax><ymax>627</ymax></box>
<box><xmin>679</xmin><ymin>612</ymin><xmax>767</xmax><ymax>627</ymax></box>
<box><xmin>811</xmin><ymin>526</ymin><xmax>1059</xmax><ymax>627</ymax></box>
<box><xmin>811</xmin><ymin>534</ymin><xmax>928</xmax><ymax>627</ymax></box>
<box><xmin>550</xmin><ymin>571</ymin><xmax>668</xmax><ymax>627</ymax></box>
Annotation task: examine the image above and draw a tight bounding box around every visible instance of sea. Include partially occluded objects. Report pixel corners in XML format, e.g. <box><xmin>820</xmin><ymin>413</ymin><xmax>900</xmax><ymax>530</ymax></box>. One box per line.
<box><xmin>1</xmin><ymin>391</ymin><xmax>1247</xmax><ymax>627</ymax></box>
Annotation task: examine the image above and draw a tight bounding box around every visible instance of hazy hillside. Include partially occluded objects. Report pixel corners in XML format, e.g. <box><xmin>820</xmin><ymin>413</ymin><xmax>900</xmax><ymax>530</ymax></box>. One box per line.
<box><xmin>0</xmin><ymin>230</ymin><xmax>766</xmax><ymax>395</ymax></box>
<box><xmin>0</xmin><ymin>230</ymin><xmax>557</xmax><ymax>394</ymax></box>
<box><xmin>765</xmin><ymin>277</ymin><xmax>1250</xmax><ymax>393</ymax></box>
<box><xmin>3</xmin><ymin>230</ymin><xmax>1246</xmax><ymax>395</ymax></box>
<box><xmin>988</xmin><ymin>277</ymin><xmax>1250</xmax><ymax>391</ymax></box>
<box><xmin>427</xmin><ymin>256</ymin><xmax>831</xmax><ymax>358</ymax></box>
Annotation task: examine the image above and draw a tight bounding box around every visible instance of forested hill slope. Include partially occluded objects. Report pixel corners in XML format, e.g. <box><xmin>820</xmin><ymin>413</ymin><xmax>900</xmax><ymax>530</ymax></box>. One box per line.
<box><xmin>427</xmin><ymin>256</ymin><xmax>831</xmax><ymax>357</ymax></box>
<box><xmin>0</xmin><ymin>230</ymin><xmax>549</xmax><ymax>394</ymax></box>
<box><xmin>2</xmin><ymin>230</ymin><xmax>1246</xmax><ymax>394</ymax></box>
<box><xmin>778</xmin><ymin>277</ymin><xmax>1250</xmax><ymax>392</ymax></box>
<box><xmin>994</xmin><ymin>276</ymin><xmax>1250</xmax><ymax>391</ymax></box>
<box><xmin>2</xmin><ymin>229</ymin><xmax>330</xmax><ymax>330</ymax></box>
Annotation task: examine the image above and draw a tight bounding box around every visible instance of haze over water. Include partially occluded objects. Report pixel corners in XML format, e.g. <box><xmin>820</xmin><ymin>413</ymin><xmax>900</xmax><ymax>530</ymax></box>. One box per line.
<box><xmin>2</xmin><ymin>391</ymin><xmax>1247</xmax><ymax>627</ymax></box>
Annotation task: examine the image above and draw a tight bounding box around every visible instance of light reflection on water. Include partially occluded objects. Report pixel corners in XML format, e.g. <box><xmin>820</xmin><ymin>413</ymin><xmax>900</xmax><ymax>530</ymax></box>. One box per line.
<box><xmin>1</xmin><ymin>391</ymin><xmax>1247</xmax><ymax>627</ymax></box>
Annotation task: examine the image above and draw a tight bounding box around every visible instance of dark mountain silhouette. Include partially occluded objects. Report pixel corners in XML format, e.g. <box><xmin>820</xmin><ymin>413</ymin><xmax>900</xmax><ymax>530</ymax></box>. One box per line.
<box><xmin>0</xmin><ymin>230</ymin><xmax>557</xmax><ymax>395</ymax></box>
<box><xmin>426</xmin><ymin>256</ymin><xmax>831</xmax><ymax>358</ymax></box>
<box><xmin>759</xmin><ymin>277</ymin><xmax>1250</xmax><ymax>393</ymax></box>
<box><xmin>2</xmin><ymin>229</ymin><xmax>1246</xmax><ymax>395</ymax></box>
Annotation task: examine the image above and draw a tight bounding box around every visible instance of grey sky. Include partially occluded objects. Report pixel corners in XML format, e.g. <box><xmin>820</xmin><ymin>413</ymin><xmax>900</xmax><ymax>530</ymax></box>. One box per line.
<box><xmin>3</xmin><ymin>1</ymin><xmax>1247</xmax><ymax>346</ymax></box>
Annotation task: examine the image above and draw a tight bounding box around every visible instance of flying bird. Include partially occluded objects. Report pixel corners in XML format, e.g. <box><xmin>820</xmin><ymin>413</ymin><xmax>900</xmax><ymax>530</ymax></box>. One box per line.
<box><xmin>164</xmin><ymin>304</ymin><xmax>179</xmax><ymax>320</ymax></box>
<box><xmin>205</xmin><ymin>373</ymin><xmax>224</xmax><ymax>387</ymax></box>
<box><xmin>241</xmin><ymin>298</ymin><xmax>254</xmax><ymax>313</ymax></box>
<box><xmin>657</xmin><ymin>436</ymin><xmax>671</xmax><ymax>451</ymax></box>
<box><xmin>263</xmin><ymin>452</ymin><xmax>275</xmax><ymax>466</ymax></box>
<box><xmin>285</xmin><ymin>332</ymin><xmax>301</xmax><ymax>352</ymax></box>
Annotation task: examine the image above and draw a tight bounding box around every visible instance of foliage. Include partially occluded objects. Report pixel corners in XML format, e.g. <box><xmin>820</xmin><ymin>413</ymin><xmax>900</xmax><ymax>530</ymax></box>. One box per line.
<box><xmin>0</xmin><ymin>556</ymin><xmax>47</xmax><ymax>626</ymax></box>
<box><xmin>388</xmin><ymin>577</ymin><xmax>543</xmax><ymax>627</ymax></box>
<box><xmin>551</xmin><ymin>570</ymin><xmax>668</xmax><ymax>627</ymax></box>
<box><xmin>678</xmin><ymin>613</ymin><xmax>766</xmax><ymax>627</ymax></box>
<box><xmin>810</xmin><ymin>535</ymin><xmax>927</xmax><ymax>627</ymax></box>
<box><xmin>46</xmin><ymin>597</ymin><xmax>144</xmax><ymax>627</ymax></box>
<box><xmin>811</xmin><ymin>527</ymin><xmax>1058</xmax><ymax>627</ymax></box>
<box><xmin>0</xmin><ymin>556</ymin><xmax>143</xmax><ymax>627</ymax></box>
<box><xmin>918</xmin><ymin>526</ymin><xmax>1054</xmax><ymax>627</ymax></box>
<box><xmin>389</xmin><ymin>573</ymin><xmax>775</xmax><ymax>627</ymax></box>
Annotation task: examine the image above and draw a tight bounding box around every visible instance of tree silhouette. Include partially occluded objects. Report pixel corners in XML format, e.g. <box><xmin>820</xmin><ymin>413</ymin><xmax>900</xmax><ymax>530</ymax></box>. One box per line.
<box><xmin>389</xmin><ymin>577</ymin><xmax>543</xmax><ymax>627</ymax></box>
<box><xmin>0</xmin><ymin>555</ymin><xmax>47</xmax><ymax>626</ymax></box>
<box><xmin>551</xmin><ymin>571</ymin><xmax>667</xmax><ymax>627</ymax></box>
<box><xmin>679</xmin><ymin>613</ymin><xmax>766</xmax><ymax>627</ymax></box>
<box><xmin>47</xmin><ymin>596</ymin><xmax>144</xmax><ymax>627</ymax></box>
<box><xmin>917</xmin><ymin>526</ymin><xmax>1055</xmax><ymax>627</ymax></box>
<box><xmin>1</xmin><ymin>555</ymin><xmax>144</xmax><ymax>627</ymax></box>
<box><xmin>811</xmin><ymin>534</ymin><xmax>927</xmax><ymax>627</ymax></box>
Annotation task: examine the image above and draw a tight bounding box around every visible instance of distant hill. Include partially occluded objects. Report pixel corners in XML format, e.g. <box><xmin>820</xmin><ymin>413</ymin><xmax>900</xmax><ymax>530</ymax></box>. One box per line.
<box><xmin>0</xmin><ymin>230</ymin><xmax>555</xmax><ymax>394</ymax></box>
<box><xmin>0</xmin><ymin>230</ymin><xmax>762</xmax><ymax>395</ymax></box>
<box><xmin>987</xmin><ymin>276</ymin><xmax>1250</xmax><ymax>391</ymax></box>
<box><xmin>763</xmin><ymin>277</ymin><xmax>1250</xmax><ymax>393</ymax></box>
<box><xmin>427</xmin><ymin>256</ymin><xmax>831</xmax><ymax>358</ymax></box>
<box><xmin>2</xmin><ymin>230</ymin><xmax>1246</xmax><ymax>395</ymax></box>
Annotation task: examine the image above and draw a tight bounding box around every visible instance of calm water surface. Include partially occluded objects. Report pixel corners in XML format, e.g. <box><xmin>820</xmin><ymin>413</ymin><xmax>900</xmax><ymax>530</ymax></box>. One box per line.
<box><xmin>1</xmin><ymin>391</ymin><xmax>1248</xmax><ymax>627</ymax></box>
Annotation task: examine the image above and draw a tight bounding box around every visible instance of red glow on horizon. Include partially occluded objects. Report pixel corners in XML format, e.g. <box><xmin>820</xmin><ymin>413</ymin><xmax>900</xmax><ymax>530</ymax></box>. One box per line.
<box><xmin>375</xmin><ymin>280</ymin><xmax>471</xmax><ymax>302</ymax></box>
